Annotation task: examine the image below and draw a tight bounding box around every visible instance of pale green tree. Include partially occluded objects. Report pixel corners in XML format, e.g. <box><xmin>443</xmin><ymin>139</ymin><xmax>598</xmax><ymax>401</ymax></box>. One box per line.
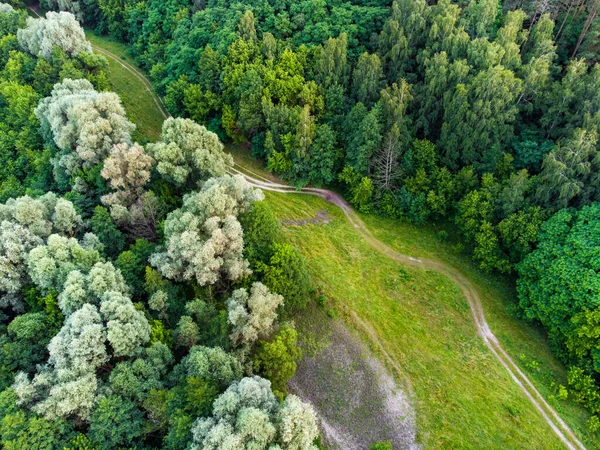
<box><xmin>0</xmin><ymin>194</ymin><xmax>82</xmax><ymax>310</ymax></box>
<box><xmin>190</xmin><ymin>376</ymin><xmax>318</xmax><ymax>450</ymax></box>
<box><xmin>147</xmin><ymin>118</ymin><xmax>233</xmax><ymax>189</ymax></box>
<box><xmin>17</xmin><ymin>12</ymin><xmax>91</xmax><ymax>59</ymax></box>
<box><xmin>150</xmin><ymin>175</ymin><xmax>263</xmax><ymax>286</ymax></box>
<box><xmin>35</xmin><ymin>78</ymin><xmax>135</xmax><ymax>179</ymax></box>
<box><xmin>101</xmin><ymin>142</ymin><xmax>154</xmax><ymax>209</ymax></box>
<box><xmin>227</xmin><ymin>282</ymin><xmax>283</xmax><ymax>347</ymax></box>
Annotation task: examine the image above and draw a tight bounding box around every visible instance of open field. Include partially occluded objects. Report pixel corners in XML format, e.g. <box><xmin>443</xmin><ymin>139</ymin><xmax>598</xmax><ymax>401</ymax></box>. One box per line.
<box><xmin>85</xmin><ymin>35</ymin><xmax>598</xmax><ymax>449</ymax></box>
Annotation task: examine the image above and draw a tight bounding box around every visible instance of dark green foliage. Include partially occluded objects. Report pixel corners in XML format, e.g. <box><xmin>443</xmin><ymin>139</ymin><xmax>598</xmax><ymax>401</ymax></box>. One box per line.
<box><xmin>253</xmin><ymin>325</ymin><xmax>302</xmax><ymax>398</ymax></box>
<box><xmin>90</xmin><ymin>206</ymin><xmax>126</xmax><ymax>258</ymax></box>
<box><xmin>88</xmin><ymin>396</ymin><xmax>144</xmax><ymax>450</ymax></box>
<box><xmin>239</xmin><ymin>200</ymin><xmax>280</xmax><ymax>264</ymax></box>
<box><xmin>517</xmin><ymin>205</ymin><xmax>600</xmax><ymax>355</ymax></box>
<box><xmin>115</xmin><ymin>240</ymin><xmax>156</xmax><ymax>298</ymax></box>
<box><xmin>258</xmin><ymin>242</ymin><xmax>311</xmax><ymax>314</ymax></box>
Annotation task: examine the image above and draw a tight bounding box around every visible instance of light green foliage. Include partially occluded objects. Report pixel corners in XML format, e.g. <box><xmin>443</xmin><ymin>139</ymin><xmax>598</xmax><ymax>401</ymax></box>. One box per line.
<box><xmin>190</xmin><ymin>376</ymin><xmax>318</xmax><ymax>450</ymax></box>
<box><xmin>0</xmin><ymin>3</ymin><xmax>25</xmax><ymax>38</ymax></box>
<box><xmin>26</xmin><ymin>233</ymin><xmax>102</xmax><ymax>294</ymax></box>
<box><xmin>58</xmin><ymin>261</ymin><xmax>128</xmax><ymax>315</ymax></box>
<box><xmin>370</xmin><ymin>441</ymin><xmax>392</xmax><ymax>450</ymax></box>
<box><xmin>147</xmin><ymin>118</ymin><xmax>233</xmax><ymax>189</ymax></box>
<box><xmin>109</xmin><ymin>342</ymin><xmax>173</xmax><ymax>402</ymax></box>
<box><xmin>150</xmin><ymin>174</ymin><xmax>263</xmax><ymax>286</ymax></box>
<box><xmin>0</xmin><ymin>193</ymin><xmax>82</xmax><ymax>309</ymax></box>
<box><xmin>227</xmin><ymin>282</ymin><xmax>283</xmax><ymax>347</ymax></box>
<box><xmin>34</xmin><ymin>78</ymin><xmax>134</xmax><ymax>178</ymax></box>
<box><xmin>537</xmin><ymin>124</ymin><xmax>600</xmax><ymax>209</ymax></box>
<box><xmin>178</xmin><ymin>345</ymin><xmax>242</xmax><ymax>390</ymax></box>
<box><xmin>254</xmin><ymin>325</ymin><xmax>302</xmax><ymax>397</ymax></box>
<box><xmin>17</xmin><ymin>12</ymin><xmax>91</xmax><ymax>59</ymax></box>
<box><xmin>174</xmin><ymin>315</ymin><xmax>200</xmax><ymax>349</ymax></box>
<box><xmin>352</xmin><ymin>52</ymin><xmax>384</xmax><ymax>107</ymax></box>
<box><xmin>100</xmin><ymin>142</ymin><xmax>154</xmax><ymax>210</ymax></box>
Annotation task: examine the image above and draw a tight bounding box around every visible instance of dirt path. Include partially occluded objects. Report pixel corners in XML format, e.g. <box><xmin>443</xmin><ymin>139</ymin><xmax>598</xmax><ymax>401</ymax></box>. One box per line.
<box><xmin>28</xmin><ymin>11</ymin><xmax>584</xmax><ymax>444</ymax></box>
<box><xmin>231</xmin><ymin>165</ymin><xmax>586</xmax><ymax>450</ymax></box>
<box><xmin>88</xmin><ymin>45</ymin><xmax>171</xmax><ymax>120</ymax></box>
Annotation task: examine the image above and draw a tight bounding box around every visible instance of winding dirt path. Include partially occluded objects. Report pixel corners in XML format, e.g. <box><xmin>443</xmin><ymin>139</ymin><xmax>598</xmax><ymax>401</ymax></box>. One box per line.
<box><xmin>231</xmin><ymin>165</ymin><xmax>586</xmax><ymax>450</ymax></box>
<box><xmin>29</xmin><ymin>8</ymin><xmax>585</xmax><ymax>444</ymax></box>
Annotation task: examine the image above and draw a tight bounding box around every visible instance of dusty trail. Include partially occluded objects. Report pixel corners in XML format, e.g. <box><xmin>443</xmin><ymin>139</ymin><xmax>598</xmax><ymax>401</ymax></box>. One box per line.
<box><xmin>231</xmin><ymin>165</ymin><xmax>586</xmax><ymax>450</ymax></box>
<box><xmin>27</xmin><ymin>9</ymin><xmax>583</xmax><ymax>444</ymax></box>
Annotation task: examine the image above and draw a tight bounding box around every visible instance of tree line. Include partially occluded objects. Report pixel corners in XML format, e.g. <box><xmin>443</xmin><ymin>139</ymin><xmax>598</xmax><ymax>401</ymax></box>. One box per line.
<box><xmin>0</xmin><ymin>6</ymin><xmax>326</xmax><ymax>449</ymax></box>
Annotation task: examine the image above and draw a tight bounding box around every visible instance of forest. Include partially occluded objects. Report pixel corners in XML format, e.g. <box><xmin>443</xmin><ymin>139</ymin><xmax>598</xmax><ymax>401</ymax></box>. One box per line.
<box><xmin>1</xmin><ymin>0</ymin><xmax>600</xmax><ymax>447</ymax></box>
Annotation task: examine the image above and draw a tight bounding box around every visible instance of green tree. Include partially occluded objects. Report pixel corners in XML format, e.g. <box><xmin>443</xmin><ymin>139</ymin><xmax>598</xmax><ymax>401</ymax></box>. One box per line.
<box><xmin>253</xmin><ymin>325</ymin><xmax>302</xmax><ymax>398</ymax></box>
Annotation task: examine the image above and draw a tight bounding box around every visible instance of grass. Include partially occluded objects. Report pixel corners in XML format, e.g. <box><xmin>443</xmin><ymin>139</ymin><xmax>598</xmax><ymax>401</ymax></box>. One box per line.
<box><xmin>84</xmin><ymin>31</ymin><xmax>165</xmax><ymax>143</ymax></box>
<box><xmin>87</xmin><ymin>34</ymin><xmax>598</xmax><ymax>449</ymax></box>
<box><xmin>266</xmin><ymin>190</ymin><xmax>595</xmax><ymax>448</ymax></box>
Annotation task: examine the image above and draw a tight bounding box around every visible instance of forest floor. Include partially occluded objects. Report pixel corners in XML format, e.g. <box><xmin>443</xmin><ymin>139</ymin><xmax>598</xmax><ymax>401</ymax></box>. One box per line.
<box><xmin>82</xmin><ymin>29</ymin><xmax>599</xmax><ymax>449</ymax></box>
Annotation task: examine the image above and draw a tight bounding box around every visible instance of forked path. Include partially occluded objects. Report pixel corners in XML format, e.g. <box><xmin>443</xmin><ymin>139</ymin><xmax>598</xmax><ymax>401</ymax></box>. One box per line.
<box><xmin>230</xmin><ymin>165</ymin><xmax>586</xmax><ymax>450</ymax></box>
<box><xmin>28</xmin><ymin>6</ymin><xmax>584</xmax><ymax>444</ymax></box>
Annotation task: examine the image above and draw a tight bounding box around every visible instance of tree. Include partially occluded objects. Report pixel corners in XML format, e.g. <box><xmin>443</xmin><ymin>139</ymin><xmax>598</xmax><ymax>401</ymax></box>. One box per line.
<box><xmin>517</xmin><ymin>204</ymin><xmax>600</xmax><ymax>355</ymax></box>
<box><xmin>147</xmin><ymin>118</ymin><xmax>233</xmax><ymax>189</ymax></box>
<box><xmin>227</xmin><ymin>282</ymin><xmax>283</xmax><ymax>348</ymax></box>
<box><xmin>176</xmin><ymin>345</ymin><xmax>242</xmax><ymax>390</ymax></box>
<box><xmin>58</xmin><ymin>261</ymin><xmax>127</xmax><ymax>313</ymax></box>
<box><xmin>315</xmin><ymin>33</ymin><xmax>347</xmax><ymax>88</ymax></box>
<box><xmin>150</xmin><ymin>175</ymin><xmax>263</xmax><ymax>286</ymax></box>
<box><xmin>239</xmin><ymin>201</ymin><xmax>279</xmax><ymax>263</ymax></box>
<box><xmin>0</xmin><ymin>193</ymin><xmax>82</xmax><ymax>310</ymax></box>
<box><xmin>90</xmin><ymin>205</ymin><xmax>125</xmax><ymax>258</ymax></box>
<box><xmin>88</xmin><ymin>395</ymin><xmax>144</xmax><ymax>450</ymax></box>
<box><xmin>0</xmin><ymin>3</ymin><xmax>26</xmax><ymax>38</ymax></box>
<box><xmin>13</xmin><ymin>304</ymin><xmax>106</xmax><ymax>420</ymax></box>
<box><xmin>352</xmin><ymin>53</ymin><xmax>384</xmax><ymax>107</ymax></box>
<box><xmin>257</xmin><ymin>242</ymin><xmax>311</xmax><ymax>314</ymax></box>
<box><xmin>14</xmin><ymin>266</ymin><xmax>150</xmax><ymax>420</ymax></box>
<box><xmin>17</xmin><ymin>12</ymin><xmax>92</xmax><ymax>59</ymax></box>
<box><xmin>109</xmin><ymin>342</ymin><xmax>173</xmax><ymax>402</ymax></box>
<box><xmin>190</xmin><ymin>376</ymin><xmax>318</xmax><ymax>450</ymax></box>
<box><xmin>35</xmin><ymin>78</ymin><xmax>134</xmax><ymax>180</ymax></box>
<box><xmin>253</xmin><ymin>325</ymin><xmax>302</xmax><ymax>397</ymax></box>
<box><xmin>100</xmin><ymin>142</ymin><xmax>154</xmax><ymax>209</ymax></box>
<box><xmin>238</xmin><ymin>10</ymin><xmax>257</xmax><ymax>42</ymax></box>
<box><xmin>26</xmin><ymin>233</ymin><xmax>102</xmax><ymax>295</ymax></box>
<box><xmin>440</xmin><ymin>66</ymin><xmax>522</xmax><ymax>170</ymax></box>
<box><xmin>536</xmin><ymin>124</ymin><xmax>600</xmax><ymax>209</ymax></box>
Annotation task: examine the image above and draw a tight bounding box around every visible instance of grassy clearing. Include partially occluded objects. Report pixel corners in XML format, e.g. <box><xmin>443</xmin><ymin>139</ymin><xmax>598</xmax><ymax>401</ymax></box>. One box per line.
<box><xmin>84</xmin><ymin>31</ymin><xmax>164</xmax><ymax>143</ymax></box>
<box><xmin>265</xmin><ymin>189</ymin><xmax>590</xmax><ymax>449</ymax></box>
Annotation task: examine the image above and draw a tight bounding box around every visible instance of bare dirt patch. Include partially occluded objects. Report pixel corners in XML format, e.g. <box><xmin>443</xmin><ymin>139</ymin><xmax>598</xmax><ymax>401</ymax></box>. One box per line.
<box><xmin>289</xmin><ymin>308</ymin><xmax>418</xmax><ymax>450</ymax></box>
<box><xmin>281</xmin><ymin>209</ymin><xmax>330</xmax><ymax>227</ymax></box>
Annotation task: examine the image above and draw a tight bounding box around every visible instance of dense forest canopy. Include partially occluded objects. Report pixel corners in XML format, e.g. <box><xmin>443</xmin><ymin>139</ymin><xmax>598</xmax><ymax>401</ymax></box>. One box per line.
<box><xmin>2</xmin><ymin>0</ymin><xmax>600</xmax><ymax>445</ymax></box>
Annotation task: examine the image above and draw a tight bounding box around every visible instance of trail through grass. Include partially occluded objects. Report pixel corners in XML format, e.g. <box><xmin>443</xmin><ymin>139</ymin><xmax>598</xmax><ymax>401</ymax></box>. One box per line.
<box><xmin>84</xmin><ymin>32</ymin><xmax>166</xmax><ymax>142</ymax></box>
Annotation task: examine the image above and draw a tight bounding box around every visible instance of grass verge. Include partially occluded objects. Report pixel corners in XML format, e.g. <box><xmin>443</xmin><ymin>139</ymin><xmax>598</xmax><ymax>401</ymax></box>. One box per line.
<box><xmin>84</xmin><ymin>31</ymin><xmax>164</xmax><ymax>143</ymax></box>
